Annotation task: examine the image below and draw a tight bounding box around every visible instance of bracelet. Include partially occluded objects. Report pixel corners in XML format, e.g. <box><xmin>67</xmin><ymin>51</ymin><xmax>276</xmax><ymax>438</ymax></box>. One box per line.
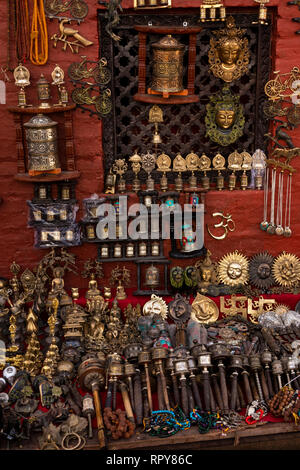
<box><xmin>61</xmin><ymin>432</ymin><xmax>83</xmax><ymax>451</ymax></box>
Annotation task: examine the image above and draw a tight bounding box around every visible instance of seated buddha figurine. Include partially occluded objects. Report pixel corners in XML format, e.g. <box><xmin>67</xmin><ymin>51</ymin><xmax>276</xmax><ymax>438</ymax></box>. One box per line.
<box><xmin>195</xmin><ymin>250</ymin><xmax>218</xmax><ymax>295</ymax></box>
<box><xmin>208</xmin><ymin>16</ymin><xmax>249</xmax><ymax>84</ymax></box>
<box><xmin>47</xmin><ymin>266</ymin><xmax>72</xmax><ymax>310</ymax></box>
<box><xmin>205</xmin><ymin>85</ymin><xmax>245</xmax><ymax>147</ymax></box>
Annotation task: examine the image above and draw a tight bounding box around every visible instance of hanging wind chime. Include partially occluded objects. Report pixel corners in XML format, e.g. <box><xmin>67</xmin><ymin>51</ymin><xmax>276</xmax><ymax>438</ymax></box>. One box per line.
<box><xmin>260</xmin><ymin>153</ymin><xmax>296</xmax><ymax>237</ymax></box>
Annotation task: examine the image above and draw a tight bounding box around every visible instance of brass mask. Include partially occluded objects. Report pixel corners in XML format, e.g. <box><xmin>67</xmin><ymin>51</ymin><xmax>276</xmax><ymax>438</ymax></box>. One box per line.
<box><xmin>208</xmin><ymin>16</ymin><xmax>249</xmax><ymax>83</ymax></box>
<box><xmin>205</xmin><ymin>85</ymin><xmax>245</xmax><ymax>146</ymax></box>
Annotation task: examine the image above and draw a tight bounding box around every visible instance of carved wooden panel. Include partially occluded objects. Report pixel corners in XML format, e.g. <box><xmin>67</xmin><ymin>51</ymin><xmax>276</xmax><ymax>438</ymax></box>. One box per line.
<box><xmin>98</xmin><ymin>8</ymin><xmax>273</xmax><ymax>184</ymax></box>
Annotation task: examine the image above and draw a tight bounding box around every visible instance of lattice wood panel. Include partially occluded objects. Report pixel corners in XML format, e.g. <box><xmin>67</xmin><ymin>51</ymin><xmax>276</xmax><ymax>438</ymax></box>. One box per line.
<box><xmin>98</xmin><ymin>9</ymin><xmax>273</xmax><ymax>184</ymax></box>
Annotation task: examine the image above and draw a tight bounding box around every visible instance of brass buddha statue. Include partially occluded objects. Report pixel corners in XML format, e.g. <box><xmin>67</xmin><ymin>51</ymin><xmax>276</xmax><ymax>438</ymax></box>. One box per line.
<box><xmin>205</xmin><ymin>85</ymin><xmax>245</xmax><ymax>146</ymax></box>
<box><xmin>196</xmin><ymin>250</ymin><xmax>218</xmax><ymax>295</ymax></box>
<box><xmin>208</xmin><ymin>16</ymin><xmax>249</xmax><ymax>83</ymax></box>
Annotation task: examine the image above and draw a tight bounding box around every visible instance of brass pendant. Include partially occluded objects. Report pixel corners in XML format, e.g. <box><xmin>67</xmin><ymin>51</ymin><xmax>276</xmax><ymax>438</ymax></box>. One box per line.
<box><xmin>272</xmin><ymin>251</ymin><xmax>300</xmax><ymax>289</ymax></box>
<box><xmin>249</xmin><ymin>252</ymin><xmax>275</xmax><ymax>290</ymax></box>
<box><xmin>208</xmin><ymin>16</ymin><xmax>250</xmax><ymax>83</ymax></box>
<box><xmin>205</xmin><ymin>85</ymin><xmax>245</xmax><ymax>146</ymax></box>
<box><xmin>191</xmin><ymin>293</ymin><xmax>219</xmax><ymax>324</ymax></box>
<box><xmin>218</xmin><ymin>250</ymin><xmax>249</xmax><ymax>287</ymax></box>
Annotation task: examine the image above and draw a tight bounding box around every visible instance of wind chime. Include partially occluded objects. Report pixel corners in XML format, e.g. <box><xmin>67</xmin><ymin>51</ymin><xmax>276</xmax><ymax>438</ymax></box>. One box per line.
<box><xmin>260</xmin><ymin>152</ymin><xmax>296</xmax><ymax>237</ymax></box>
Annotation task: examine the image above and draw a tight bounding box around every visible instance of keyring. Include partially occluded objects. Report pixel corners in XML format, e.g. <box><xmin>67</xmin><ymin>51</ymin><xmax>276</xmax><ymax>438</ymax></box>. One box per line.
<box><xmin>61</xmin><ymin>432</ymin><xmax>82</xmax><ymax>451</ymax></box>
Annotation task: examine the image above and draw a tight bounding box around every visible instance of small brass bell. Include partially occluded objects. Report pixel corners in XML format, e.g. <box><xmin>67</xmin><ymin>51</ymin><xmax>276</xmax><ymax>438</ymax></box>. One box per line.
<box><xmin>145</xmin><ymin>265</ymin><xmax>160</xmax><ymax>287</ymax></box>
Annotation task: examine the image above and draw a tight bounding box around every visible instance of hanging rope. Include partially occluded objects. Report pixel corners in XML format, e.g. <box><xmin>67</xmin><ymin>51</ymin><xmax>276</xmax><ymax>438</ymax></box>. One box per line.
<box><xmin>30</xmin><ymin>0</ymin><xmax>48</xmax><ymax>65</ymax></box>
<box><xmin>15</xmin><ymin>0</ymin><xmax>30</xmax><ymax>63</ymax></box>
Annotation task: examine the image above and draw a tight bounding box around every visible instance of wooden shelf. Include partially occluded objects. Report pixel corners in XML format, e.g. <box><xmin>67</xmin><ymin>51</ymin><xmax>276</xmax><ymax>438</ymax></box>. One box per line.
<box><xmin>133</xmin><ymin>93</ymin><xmax>200</xmax><ymax>104</ymax></box>
<box><xmin>8</xmin><ymin>104</ymin><xmax>76</xmax><ymax>114</ymax></box>
<box><xmin>134</xmin><ymin>25</ymin><xmax>202</xmax><ymax>34</ymax></box>
<box><xmin>14</xmin><ymin>171</ymin><xmax>80</xmax><ymax>183</ymax></box>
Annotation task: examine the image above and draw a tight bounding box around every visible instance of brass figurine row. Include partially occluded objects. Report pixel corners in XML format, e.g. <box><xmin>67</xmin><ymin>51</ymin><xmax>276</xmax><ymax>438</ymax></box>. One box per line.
<box><xmin>106</xmin><ymin>148</ymin><xmax>266</xmax><ymax>193</ymax></box>
<box><xmin>13</xmin><ymin>64</ymin><xmax>69</xmax><ymax>108</ymax></box>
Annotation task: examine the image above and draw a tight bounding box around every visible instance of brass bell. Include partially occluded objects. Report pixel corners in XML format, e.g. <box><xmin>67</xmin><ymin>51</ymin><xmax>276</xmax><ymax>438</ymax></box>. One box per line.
<box><xmin>145</xmin><ymin>264</ymin><xmax>160</xmax><ymax>287</ymax></box>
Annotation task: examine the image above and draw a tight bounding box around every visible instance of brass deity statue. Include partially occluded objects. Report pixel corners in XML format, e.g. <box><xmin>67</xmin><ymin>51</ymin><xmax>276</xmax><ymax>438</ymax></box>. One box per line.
<box><xmin>195</xmin><ymin>250</ymin><xmax>218</xmax><ymax>294</ymax></box>
<box><xmin>208</xmin><ymin>16</ymin><xmax>249</xmax><ymax>83</ymax></box>
<box><xmin>205</xmin><ymin>85</ymin><xmax>245</xmax><ymax>146</ymax></box>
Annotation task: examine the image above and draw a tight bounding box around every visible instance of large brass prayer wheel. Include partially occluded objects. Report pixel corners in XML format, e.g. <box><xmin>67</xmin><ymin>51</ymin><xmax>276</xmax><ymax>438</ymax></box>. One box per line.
<box><xmin>151</xmin><ymin>35</ymin><xmax>185</xmax><ymax>94</ymax></box>
<box><xmin>24</xmin><ymin>113</ymin><xmax>61</xmax><ymax>175</ymax></box>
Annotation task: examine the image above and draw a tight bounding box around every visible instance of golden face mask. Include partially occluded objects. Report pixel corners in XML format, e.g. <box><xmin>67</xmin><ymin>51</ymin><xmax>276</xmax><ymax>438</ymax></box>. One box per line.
<box><xmin>208</xmin><ymin>16</ymin><xmax>249</xmax><ymax>83</ymax></box>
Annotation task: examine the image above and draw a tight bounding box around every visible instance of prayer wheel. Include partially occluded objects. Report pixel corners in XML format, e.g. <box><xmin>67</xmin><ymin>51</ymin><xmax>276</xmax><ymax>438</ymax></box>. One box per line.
<box><xmin>24</xmin><ymin>114</ymin><xmax>61</xmax><ymax>175</ymax></box>
<box><xmin>151</xmin><ymin>35</ymin><xmax>185</xmax><ymax>95</ymax></box>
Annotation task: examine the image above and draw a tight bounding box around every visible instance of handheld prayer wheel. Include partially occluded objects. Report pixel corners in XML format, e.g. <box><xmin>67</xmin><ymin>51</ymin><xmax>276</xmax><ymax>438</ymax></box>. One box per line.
<box><xmin>187</xmin><ymin>354</ymin><xmax>202</xmax><ymax>411</ymax></box>
<box><xmin>82</xmin><ymin>393</ymin><xmax>95</xmax><ymax>439</ymax></box>
<box><xmin>124</xmin><ymin>361</ymin><xmax>136</xmax><ymax>412</ymax></box>
<box><xmin>138</xmin><ymin>348</ymin><xmax>153</xmax><ymax>413</ymax></box>
<box><xmin>108</xmin><ymin>358</ymin><xmax>124</xmax><ymax>412</ymax></box>
<box><xmin>173</xmin><ymin>350</ymin><xmax>189</xmax><ymax>417</ymax></box>
<box><xmin>261</xmin><ymin>349</ymin><xmax>274</xmax><ymax>398</ymax></box>
<box><xmin>249</xmin><ymin>355</ymin><xmax>266</xmax><ymax>402</ymax></box>
<box><xmin>271</xmin><ymin>358</ymin><xmax>283</xmax><ymax>392</ymax></box>
<box><xmin>196</xmin><ymin>348</ymin><xmax>213</xmax><ymax>412</ymax></box>
<box><xmin>150</xmin><ymin>35</ymin><xmax>185</xmax><ymax>98</ymax></box>
<box><xmin>77</xmin><ymin>356</ymin><xmax>106</xmax><ymax>449</ymax></box>
<box><xmin>229</xmin><ymin>355</ymin><xmax>243</xmax><ymax>411</ymax></box>
<box><xmin>24</xmin><ymin>114</ymin><xmax>61</xmax><ymax>176</ymax></box>
<box><xmin>210</xmin><ymin>343</ymin><xmax>230</xmax><ymax>413</ymax></box>
<box><xmin>241</xmin><ymin>355</ymin><xmax>254</xmax><ymax>405</ymax></box>
<box><xmin>152</xmin><ymin>347</ymin><xmax>170</xmax><ymax>411</ymax></box>
<box><xmin>287</xmin><ymin>357</ymin><xmax>300</xmax><ymax>389</ymax></box>
<box><xmin>165</xmin><ymin>349</ymin><xmax>180</xmax><ymax>408</ymax></box>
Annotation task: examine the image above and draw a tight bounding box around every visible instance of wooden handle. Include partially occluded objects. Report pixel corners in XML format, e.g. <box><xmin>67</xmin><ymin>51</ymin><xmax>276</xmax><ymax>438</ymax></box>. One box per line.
<box><xmin>219</xmin><ymin>364</ymin><xmax>229</xmax><ymax>412</ymax></box>
<box><xmin>211</xmin><ymin>373</ymin><xmax>224</xmax><ymax>412</ymax></box>
<box><xmin>265</xmin><ymin>367</ymin><xmax>274</xmax><ymax>398</ymax></box>
<box><xmin>249</xmin><ymin>374</ymin><xmax>259</xmax><ymax>401</ymax></box>
<box><xmin>159</xmin><ymin>365</ymin><xmax>170</xmax><ymax>411</ymax></box>
<box><xmin>156</xmin><ymin>373</ymin><xmax>165</xmax><ymax>410</ymax></box>
<box><xmin>242</xmin><ymin>370</ymin><xmax>253</xmax><ymax>405</ymax></box>
<box><xmin>171</xmin><ymin>373</ymin><xmax>180</xmax><ymax>407</ymax></box>
<box><xmin>92</xmin><ymin>387</ymin><xmax>106</xmax><ymax>449</ymax></box>
<box><xmin>133</xmin><ymin>372</ymin><xmax>143</xmax><ymax>425</ymax></box>
<box><xmin>209</xmin><ymin>383</ymin><xmax>216</xmax><ymax>413</ymax></box>
<box><xmin>120</xmin><ymin>382</ymin><xmax>135</xmax><ymax>423</ymax></box>
<box><xmin>105</xmin><ymin>380</ymin><xmax>113</xmax><ymax>409</ymax></box>
<box><xmin>237</xmin><ymin>382</ymin><xmax>246</xmax><ymax>409</ymax></box>
<box><xmin>260</xmin><ymin>369</ymin><xmax>270</xmax><ymax>401</ymax></box>
<box><xmin>180</xmin><ymin>377</ymin><xmax>189</xmax><ymax>417</ymax></box>
<box><xmin>144</xmin><ymin>365</ymin><xmax>153</xmax><ymax>413</ymax></box>
<box><xmin>230</xmin><ymin>372</ymin><xmax>238</xmax><ymax>411</ymax></box>
<box><xmin>190</xmin><ymin>375</ymin><xmax>202</xmax><ymax>411</ymax></box>
<box><xmin>202</xmin><ymin>371</ymin><xmax>211</xmax><ymax>411</ymax></box>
